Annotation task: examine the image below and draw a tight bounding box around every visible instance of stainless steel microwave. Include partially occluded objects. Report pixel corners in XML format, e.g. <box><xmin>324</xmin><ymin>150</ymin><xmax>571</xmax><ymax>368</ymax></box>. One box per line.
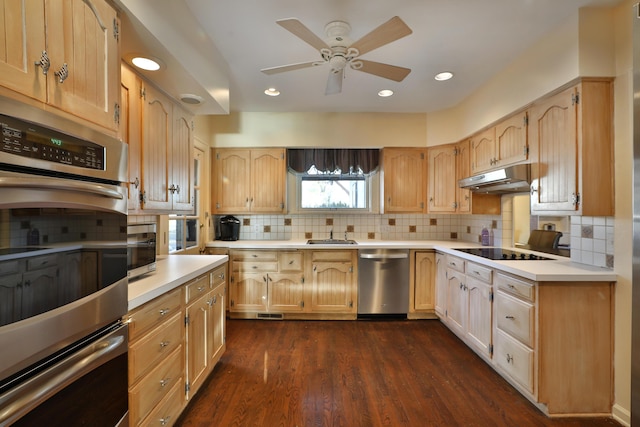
<box><xmin>127</xmin><ymin>223</ymin><xmax>157</xmax><ymax>280</ymax></box>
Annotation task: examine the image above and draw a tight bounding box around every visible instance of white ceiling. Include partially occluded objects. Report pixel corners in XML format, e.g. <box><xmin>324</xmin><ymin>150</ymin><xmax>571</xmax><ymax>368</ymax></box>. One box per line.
<box><xmin>120</xmin><ymin>0</ymin><xmax>622</xmax><ymax>114</ymax></box>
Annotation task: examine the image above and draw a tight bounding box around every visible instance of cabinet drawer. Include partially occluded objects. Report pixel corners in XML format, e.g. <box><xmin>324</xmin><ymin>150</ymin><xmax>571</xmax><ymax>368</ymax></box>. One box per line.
<box><xmin>494</xmin><ymin>329</ymin><xmax>534</xmax><ymax>394</ymax></box>
<box><xmin>26</xmin><ymin>254</ymin><xmax>58</xmax><ymax>270</ymax></box>
<box><xmin>129</xmin><ymin>313</ymin><xmax>182</xmax><ymax>384</ymax></box>
<box><xmin>139</xmin><ymin>379</ymin><xmax>183</xmax><ymax>427</ymax></box>
<box><xmin>466</xmin><ymin>261</ymin><xmax>492</xmax><ymax>283</ymax></box>
<box><xmin>211</xmin><ymin>265</ymin><xmax>226</xmax><ymax>287</ymax></box>
<box><xmin>311</xmin><ymin>250</ymin><xmax>354</xmax><ymax>262</ymax></box>
<box><xmin>231</xmin><ymin>250</ymin><xmax>277</xmax><ymax>261</ymax></box>
<box><xmin>495</xmin><ymin>291</ymin><xmax>534</xmax><ymax>347</ymax></box>
<box><xmin>185</xmin><ymin>274</ymin><xmax>209</xmax><ymax>304</ymax></box>
<box><xmin>445</xmin><ymin>255</ymin><xmax>465</xmax><ymax>272</ymax></box>
<box><xmin>128</xmin><ymin>288</ymin><xmax>182</xmax><ymax>341</ymax></box>
<box><xmin>129</xmin><ymin>346</ymin><xmax>183</xmax><ymax>426</ymax></box>
<box><xmin>233</xmin><ymin>261</ymin><xmax>278</xmax><ymax>273</ymax></box>
<box><xmin>496</xmin><ymin>273</ymin><xmax>534</xmax><ymax>302</ymax></box>
<box><xmin>279</xmin><ymin>251</ymin><xmax>304</xmax><ymax>272</ymax></box>
<box><xmin>0</xmin><ymin>260</ymin><xmax>20</xmax><ymax>275</ymax></box>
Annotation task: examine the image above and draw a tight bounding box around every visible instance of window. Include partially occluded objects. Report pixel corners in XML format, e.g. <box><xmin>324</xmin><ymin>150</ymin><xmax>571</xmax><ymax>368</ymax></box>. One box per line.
<box><xmin>297</xmin><ymin>166</ymin><xmax>371</xmax><ymax>211</ymax></box>
<box><xmin>169</xmin><ymin>146</ymin><xmax>203</xmax><ymax>253</ymax></box>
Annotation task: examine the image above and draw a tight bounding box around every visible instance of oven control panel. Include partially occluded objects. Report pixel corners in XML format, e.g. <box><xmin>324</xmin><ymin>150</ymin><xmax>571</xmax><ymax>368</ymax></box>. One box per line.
<box><xmin>0</xmin><ymin>114</ymin><xmax>105</xmax><ymax>170</ymax></box>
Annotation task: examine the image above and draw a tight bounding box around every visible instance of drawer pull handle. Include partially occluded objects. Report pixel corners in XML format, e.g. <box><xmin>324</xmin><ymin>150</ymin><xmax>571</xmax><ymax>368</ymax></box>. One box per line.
<box><xmin>473</xmin><ymin>271</ymin><xmax>481</xmax><ymax>275</ymax></box>
<box><xmin>198</xmin><ymin>286</ymin><xmax>205</xmax><ymax>292</ymax></box>
<box><xmin>159</xmin><ymin>308</ymin><xmax>170</xmax><ymax>316</ymax></box>
<box><xmin>159</xmin><ymin>340</ymin><xmax>170</xmax><ymax>348</ymax></box>
<box><xmin>160</xmin><ymin>416</ymin><xmax>171</xmax><ymax>426</ymax></box>
<box><xmin>508</xmin><ymin>284</ymin><xmax>516</xmax><ymax>289</ymax></box>
<box><xmin>159</xmin><ymin>378</ymin><xmax>170</xmax><ymax>387</ymax></box>
<box><xmin>505</xmin><ymin>315</ymin><xmax>515</xmax><ymax>320</ymax></box>
<box><xmin>506</xmin><ymin>354</ymin><xmax>513</xmax><ymax>364</ymax></box>
<box><xmin>289</xmin><ymin>260</ymin><xmax>294</xmax><ymax>265</ymax></box>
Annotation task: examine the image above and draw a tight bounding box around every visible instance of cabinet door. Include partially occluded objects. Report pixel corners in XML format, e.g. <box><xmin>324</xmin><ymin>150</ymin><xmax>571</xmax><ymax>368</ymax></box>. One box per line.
<box><xmin>268</xmin><ymin>273</ymin><xmax>305</xmax><ymax>312</ymax></box>
<box><xmin>0</xmin><ymin>272</ymin><xmax>22</xmax><ymax>325</ymax></box>
<box><xmin>213</xmin><ymin>149</ymin><xmax>251</xmax><ymax>213</ymax></box>
<box><xmin>185</xmin><ymin>291</ymin><xmax>210</xmax><ymax>399</ymax></box>
<box><xmin>0</xmin><ymin>0</ymin><xmax>46</xmax><ymax>102</ymax></box>
<box><xmin>413</xmin><ymin>251</ymin><xmax>435</xmax><ymax>311</ymax></box>
<box><xmin>21</xmin><ymin>265</ymin><xmax>58</xmax><ymax>319</ymax></box>
<box><xmin>382</xmin><ymin>148</ymin><xmax>426</xmax><ymax>213</ymax></box>
<box><xmin>45</xmin><ymin>0</ymin><xmax>120</xmax><ymax>131</ymax></box>
<box><xmin>529</xmin><ymin>86</ymin><xmax>578</xmax><ymax>213</ymax></box>
<box><xmin>310</xmin><ymin>261</ymin><xmax>355</xmax><ymax>313</ymax></box>
<box><xmin>120</xmin><ymin>63</ymin><xmax>142</xmax><ymax>211</ymax></box>
<box><xmin>142</xmin><ymin>84</ymin><xmax>173</xmax><ymax>211</ymax></box>
<box><xmin>466</xmin><ymin>277</ymin><xmax>492</xmax><ymax>358</ymax></box>
<box><xmin>172</xmin><ymin>108</ymin><xmax>194</xmax><ymax>212</ymax></box>
<box><xmin>445</xmin><ymin>269</ymin><xmax>466</xmax><ymax>337</ymax></box>
<box><xmin>495</xmin><ymin>112</ymin><xmax>528</xmax><ymax>167</ymax></box>
<box><xmin>209</xmin><ymin>282</ymin><xmax>225</xmax><ymax>364</ymax></box>
<box><xmin>427</xmin><ymin>145</ymin><xmax>457</xmax><ymax>213</ymax></box>
<box><xmin>251</xmin><ymin>148</ymin><xmax>286</xmax><ymax>213</ymax></box>
<box><xmin>434</xmin><ymin>253</ymin><xmax>447</xmax><ymax>317</ymax></box>
<box><xmin>456</xmin><ymin>140</ymin><xmax>471</xmax><ymax>214</ymax></box>
<box><xmin>229</xmin><ymin>272</ymin><xmax>267</xmax><ymax>312</ymax></box>
<box><xmin>470</xmin><ymin>127</ymin><xmax>496</xmax><ymax>174</ymax></box>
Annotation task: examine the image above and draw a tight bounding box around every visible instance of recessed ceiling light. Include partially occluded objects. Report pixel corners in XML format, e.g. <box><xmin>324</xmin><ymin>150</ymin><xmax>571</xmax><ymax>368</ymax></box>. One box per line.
<box><xmin>435</xmin><ymin>71</ymin><xmax>454</xmax><ymax>81</ymax></box>
<box><xmin>264</xmin><ymin>88</ymin><xmax>280</xmax><ymax>96</ymax></box>
<box><xmin>130</xmin><ymin>56</ymin><xmax>162</xmax><ymax>71</ymax></box>
<box><xmin>378</xmin><ymin>89</ymin><xmax>394</xmax><ymax>97</ymax></box>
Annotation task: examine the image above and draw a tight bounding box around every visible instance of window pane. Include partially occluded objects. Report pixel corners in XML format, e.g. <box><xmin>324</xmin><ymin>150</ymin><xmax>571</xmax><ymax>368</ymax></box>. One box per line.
<box><xmin>169</xmin><ymin>219</ymin><xmax>183</xmax><ymax>252</ymax></box>
<box><xmin>300</xmin><ymin>178</ymin><xmax>366</xmax><ymax>209</ymax></box>
<box><xmin>186</xmin><ymin>219</ymin><xmax>198</xmax><ymax>248</ymax></box>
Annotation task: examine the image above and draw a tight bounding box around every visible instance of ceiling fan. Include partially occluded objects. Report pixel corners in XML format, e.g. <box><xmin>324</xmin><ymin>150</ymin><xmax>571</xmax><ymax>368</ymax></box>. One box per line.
<box><xmin>261</xmin><ymin>16</ymin><xmax>413</xmax><ymax>95</ymax></box>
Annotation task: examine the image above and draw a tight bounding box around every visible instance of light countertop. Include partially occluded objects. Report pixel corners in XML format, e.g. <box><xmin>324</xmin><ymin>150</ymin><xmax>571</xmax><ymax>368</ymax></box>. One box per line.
<box><xmin>128</xmin><ymin>254</ymin><xmax>228</xmax><ymax>310</ymax></box>
<box><xmin>206</xmin><ymin>239</ymin><xmax>616</xmax><ymax>282</ymax></box>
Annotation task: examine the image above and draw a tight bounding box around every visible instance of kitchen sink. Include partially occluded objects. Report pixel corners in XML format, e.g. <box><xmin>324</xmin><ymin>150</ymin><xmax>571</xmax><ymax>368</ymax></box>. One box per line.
<box><xmin>306</xmin><ymin>239</ymin><xmax>358</xmax><ymax>245</ymax></box>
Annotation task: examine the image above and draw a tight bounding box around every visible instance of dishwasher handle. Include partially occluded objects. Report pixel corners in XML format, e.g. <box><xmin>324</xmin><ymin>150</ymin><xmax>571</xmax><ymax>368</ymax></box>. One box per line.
<box><xmin>359</xmin><ymin>253</ymin><xmax>409</xmax><ymax>260</ymax></box>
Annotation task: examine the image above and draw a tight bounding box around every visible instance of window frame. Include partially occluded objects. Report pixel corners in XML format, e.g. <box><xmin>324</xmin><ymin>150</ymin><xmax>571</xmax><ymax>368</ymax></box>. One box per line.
<box><xmin>294</xmin><ymin>167</ymin><xmax>375</xmax><ymax>213</ymax></box>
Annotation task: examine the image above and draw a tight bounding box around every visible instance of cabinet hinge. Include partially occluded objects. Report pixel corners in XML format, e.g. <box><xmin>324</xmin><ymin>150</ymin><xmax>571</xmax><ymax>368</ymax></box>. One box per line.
<box><xmin>281</xmin><ymin>152</ymin><xmax>285</xmax><ymax>159</ymax></box>
<box><xmin>300</xmin><ymin>301</ymin><xmax>305</xmax><ymax>308</ymax></box>
<box><xmin>112</xmin><ymin>18</ymin><xmax>119</xmax><ymax>41</ymax></box>
<box><xmin>420</xmin><ymin>152</ymin><xmax>425</xmax><ymax>160</ymax></box>
<box><xmin>140</xmin><ymin>87</ymin><xmax>146</xmax><ymax>100</ymax></box>
<box><xmin>349</xmin><ymin>266</ymin><xmax>353</xmax><ymax>273</ymax></box>
<box><xmin>489</xmin><ymin>291</ymin><xmax>494</xmax><ymax>302</ymax></box>
<box><xmin>191</xmin><ymin>121</ymin><xmax>195</xmax><ymax>131</ymax></box>
<box><xmin>185</xmin><ymin>315</ymin><xmax>189</xmax><ymax>326</ymax></box>
<box><xmin>572</xmin><ymin>92</ymin><xmax>580</xmax><ymax>105</ymax></box>
<box><xmin>489</xmin><ymin>344</ymin><xmax>494</xmax><ymax>356</ymax></box>
<box><xmin>349</xmin><ymin>301</ymin><xmax>353</xmax><ymax>308</ymax></box>
<box><xmin>230</xmin><ymin>299</ymin><xmax>235</xmax><ymax>307</ymax></box>
<box><xmin>216</xmin><ymin>152</ymin><xmax>220</xmax><ymax>160</ymax></box>
<box><xmin>453</xmin><ymin>147</ymin><xmax>459</xmax><ymax>155</ymax></box>
<box><xmin>139</xmin><ymin>190</ymin><xmax>146</xmax><ymax>205</ymax></box>
<box><xmin>523</xmin><ymin>115</ymin><xmax>529</xmax><ymax>126</ymax></box>
<box><xmin>185</xmin><ymin>382</ymin><xmax>190</xmax><ymax>394</ymax></box>
<box><xmin>113</xmin><ymin>103</ymin><xmax>120</xmax><ymax>124</ymax></box>
<box><xmin>572</xmin><ymin>192</ymin><xmax>581</xmax><ymax>206</ymax></box>
<box><xmin>524</xmin><ymin>146</ymin><xmax>529</xmax><ymax>157</ymax></box>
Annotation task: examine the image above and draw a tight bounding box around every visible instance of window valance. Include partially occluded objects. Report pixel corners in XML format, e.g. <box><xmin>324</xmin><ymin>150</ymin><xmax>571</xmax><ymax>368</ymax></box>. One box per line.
<box><xmin>287</xmin><ymin>148</ymin><xmax>380</xmax><ymax>174</ymax></box>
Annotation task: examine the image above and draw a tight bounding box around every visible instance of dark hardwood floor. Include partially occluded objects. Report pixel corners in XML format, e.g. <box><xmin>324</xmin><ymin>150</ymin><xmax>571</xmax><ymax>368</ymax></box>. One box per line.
<box><xmin>176</xmin><ymin>319</ymin><xmax>621</xmax><ymax>427</ymax></box>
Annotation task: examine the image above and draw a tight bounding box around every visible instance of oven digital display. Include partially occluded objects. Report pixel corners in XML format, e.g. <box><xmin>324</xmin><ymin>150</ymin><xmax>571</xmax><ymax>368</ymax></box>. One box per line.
<box><xmin>0</xmin><ymin>114</ymin><xmax>105</xmax><ymax>170</ymax></box>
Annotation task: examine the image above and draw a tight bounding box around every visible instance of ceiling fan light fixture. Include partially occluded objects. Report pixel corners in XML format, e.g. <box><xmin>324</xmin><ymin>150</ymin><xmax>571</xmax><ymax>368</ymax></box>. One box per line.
<box><xmin>435</xmin><ymin>71</ymin><xmax>454</xmax><ymax>81</ymax></box>
<box><xmin>378</xmin><ymin>89</ymin><xmax>394</xmax><ymax>97</ymax></box>
<box><xmin>264</xmin><ymin>88</ymin><xmax>280</xmax><ymax>96</ymax></box>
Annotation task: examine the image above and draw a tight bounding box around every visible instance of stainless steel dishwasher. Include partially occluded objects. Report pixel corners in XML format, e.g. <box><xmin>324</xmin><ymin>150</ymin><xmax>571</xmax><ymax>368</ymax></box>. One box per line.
<box><xmin>358</xmin><ymin>249</ymin><xmax>409</xmax><ymax>318</ymax></box>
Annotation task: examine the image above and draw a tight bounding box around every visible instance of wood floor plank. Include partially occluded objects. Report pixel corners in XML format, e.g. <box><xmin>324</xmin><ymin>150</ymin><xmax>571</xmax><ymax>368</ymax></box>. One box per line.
<box><xmin>176</xmin><ymin>320</ymin><xmax>621</xmax><ymax>427</ymax></box>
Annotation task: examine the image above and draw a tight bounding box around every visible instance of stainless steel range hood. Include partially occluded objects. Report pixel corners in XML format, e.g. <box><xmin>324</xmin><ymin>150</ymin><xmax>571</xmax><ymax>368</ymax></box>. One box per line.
<box><xmin>458</xmin><ymin>163</ymin><xmax>531</xmax><ymax>194</ymax></box>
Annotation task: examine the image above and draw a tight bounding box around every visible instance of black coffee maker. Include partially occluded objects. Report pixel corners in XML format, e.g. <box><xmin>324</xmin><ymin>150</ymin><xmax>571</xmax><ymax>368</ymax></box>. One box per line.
<box><xmin>217</xmin><ymin>215</ymin><xmax>240</xmax><ymax>241</ymax></box>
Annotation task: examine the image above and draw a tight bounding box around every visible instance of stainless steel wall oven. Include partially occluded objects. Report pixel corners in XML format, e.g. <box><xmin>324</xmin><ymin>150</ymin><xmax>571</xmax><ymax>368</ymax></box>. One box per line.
<box><xmin>0</xmin><ymin>98</ymin><xmax>129</xmax><ymax>426</ymax></box>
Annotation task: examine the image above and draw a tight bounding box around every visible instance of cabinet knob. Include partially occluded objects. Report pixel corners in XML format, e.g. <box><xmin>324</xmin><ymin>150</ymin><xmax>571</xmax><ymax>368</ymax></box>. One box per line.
<box><xmin>34</xmin><ymin>50</ymin><xmax>50</xmax><ymax>75</ymax></box>
<box><xmin>159</xmin><ymin>308</ymin><xmax>170</xmax><ymax>316</ymax></box>
<box><xmin>159</xmin><ymin>340</ymin><xmax>170</xmax><ymax>348</ymax></box>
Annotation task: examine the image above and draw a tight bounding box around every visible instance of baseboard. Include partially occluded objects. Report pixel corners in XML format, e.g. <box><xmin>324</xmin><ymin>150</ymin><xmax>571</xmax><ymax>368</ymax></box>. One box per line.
<box><xmin>611</xmin><ymin>403</ymin><xmax>630</xmax><ymax>427</ymax></box>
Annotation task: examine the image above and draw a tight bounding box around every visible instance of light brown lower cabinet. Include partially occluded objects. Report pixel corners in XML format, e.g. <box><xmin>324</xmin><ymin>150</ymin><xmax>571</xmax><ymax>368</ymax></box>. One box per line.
<box><xmin>435</xmin><ymin>252</ymin><xmax>614</xmax><ymax>417</ymax></box>
<box><xmin>126</xmin><ymin>264</ymin><xmax>227</xmax><ymax>426</ymax></box>
<box><xmin>408</xmin><ymin>250</ymin><xmax>437</xmax><ymax>319</ymax></box>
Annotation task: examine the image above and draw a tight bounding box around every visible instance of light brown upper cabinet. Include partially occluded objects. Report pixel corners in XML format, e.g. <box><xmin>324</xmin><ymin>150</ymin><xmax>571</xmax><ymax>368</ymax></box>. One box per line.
<box><xmin>212</xmin><ymin>148</ymin><xmax>286</xmax><ymax>214</ymax></box>
<box><xmin>428</xmin><ymin>141</ymin><xmax>500</xmax><ymax>215</ymax></box>
<box><xmin>470</xmin><ymin>127</ymin><xmax>497</xmax><ymax>174</ymax></box>
<box><xmin>122</xmin><ymin>74</ymin><xmax>193</xmax><ymax>214</ymax></box>
<box><xmin>495</xmin><ymin>111</ymin><xmax>529</xmax><ymax>168</ymax></box>
<box><xmin>381</xmin><ymin>148</ymin><xmax>427</xmax><ymax>213</ymax></box>
<box><xmin>0</xmin><ymin>0</ymin><xmax>120</xmax><ymax>132</ymax></box>
<box><xmin>529</xmin><ymin>78</ymin><xmax>613</xmax><ymax>216</ymax></box>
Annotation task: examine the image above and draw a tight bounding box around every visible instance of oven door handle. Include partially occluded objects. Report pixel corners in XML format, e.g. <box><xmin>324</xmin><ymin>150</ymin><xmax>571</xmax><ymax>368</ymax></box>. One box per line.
<box><xmin>0</xmin><ymin>176</ymin><xmax>124</xmax><ymax>199</ymax></box>
<box><xmin>0</xmin><ymin>323</ymin><xmax>128</xmax><ymax>425</ymax></box>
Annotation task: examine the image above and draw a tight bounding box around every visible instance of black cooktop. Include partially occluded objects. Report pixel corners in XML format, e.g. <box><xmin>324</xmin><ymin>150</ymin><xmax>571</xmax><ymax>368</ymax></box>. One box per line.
<box><xmin>456</xmin><ymin>248</ymin><xmax>553</xmax><ymax>261</ymax></box>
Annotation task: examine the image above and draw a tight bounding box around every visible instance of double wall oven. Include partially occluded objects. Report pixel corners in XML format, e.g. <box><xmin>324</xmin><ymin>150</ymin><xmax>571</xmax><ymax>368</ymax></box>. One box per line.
<box><xmin>0</xmin><ymin>98</ymin><xmax>129</xmax><ymax>426</ymax></box>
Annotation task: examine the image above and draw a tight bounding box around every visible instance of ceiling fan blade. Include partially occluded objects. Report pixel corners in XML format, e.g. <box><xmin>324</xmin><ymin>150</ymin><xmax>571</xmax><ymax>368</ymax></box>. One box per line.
<box><xmin>261</xmin><ymin>61</ymin><xmax>322</xmax><ymax>75</ymax></box>
<box><xmin>325</xmin><ymin>69</ymin><xmax>343</xmax><ymax>95</ymax></box>
<box><xmin>353</xmin><ymin>59</ymin><xmax>411</xmax><ymax>82</ymax></box>
<box><xmin>350</xmin><ymin>16</ymin><xmax>412</xmax><ymax>56</ymax></box>
<box><xmin>276</xmin><ymin>18</ymin><xmax>329</xmax><ymax>51</ymax></box>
